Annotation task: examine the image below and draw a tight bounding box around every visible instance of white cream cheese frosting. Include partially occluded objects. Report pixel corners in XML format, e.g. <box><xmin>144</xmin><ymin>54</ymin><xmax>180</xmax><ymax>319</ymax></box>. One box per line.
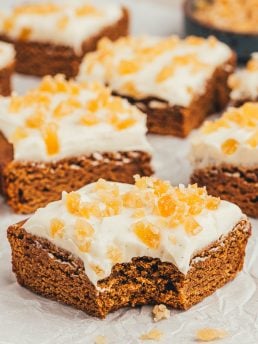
<box><xmin>0</xmin><ymin>75</ymin><xmax>151</xmax><ymax>162</ymax></box>
<box><xmin>229</xmin><ymin>53</ymin><xmax>258</xmax><ymax>101</ymax></box>
<box><xmin>0</xmin><ymin>0</ymin><xmax>123</xmax><ymax>54</ymax></box>
<box><xmin>78</xmin><ymin>35</ymin><xmax>233</xmax><ymax>107</ymax></box>
<box><xmin>190</xmin><ymin>102</ymin><xmax>258</xmax><ymax>168</ymax></box>
<box><xmin>0</xmin><ymin>41</ymin><xmax>15</xmax><ymax>69</ymax></box>
<box><xmin>24</xmin><ymin>177</ymin><xmax>244</xmax><ymax>287</ymax></box>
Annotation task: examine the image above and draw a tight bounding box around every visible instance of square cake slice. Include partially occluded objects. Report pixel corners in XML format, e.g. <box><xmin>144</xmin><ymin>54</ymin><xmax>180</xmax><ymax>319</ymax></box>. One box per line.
<box><xmin>229</xmin><ymin>53</ymin><xmax>258</xmax><ymax>106</ymax></box>
<box><xmin>0</xmin><ymin>41</ymin><xmax>15</xmax><ymax>96</ymax></box>
<box><xmin>190</xmin><ymin>102</ymin><xmax>258</xmax><ymax>217</ymax></box>
<box><xmin>0</xmin><ymin>1</ymin><xmax>129</xmax><ymax>78</ymax></box>
<box><xmin>7</xmin><ymin>177</ymin><xmax>251</xmax><ymax>318</ymax></box>
<box><xmin>0</xmin><ymin>75</ymin><xmax>152</xmax><ymax>214</ymax></box>
<box><xmin>78</xmin><ymin>35</ymin><xmax>236</xmax><ymax>137</ymax></box>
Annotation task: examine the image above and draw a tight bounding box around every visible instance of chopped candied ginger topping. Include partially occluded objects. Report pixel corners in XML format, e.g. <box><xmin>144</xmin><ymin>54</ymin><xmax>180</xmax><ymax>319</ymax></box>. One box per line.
<box><xmin>66</xmin><ymin>192</ymin><xmax>81</xmax><ymax>215</ymax></box>
<box><xmin>201</xmin><ymin>103</ymin><xmax>258</xmax><ymax>150</ymax></box>
<box><xmin>152</xmin><ymin>304</ymin><xmax>170</xmax><ymax>322</ymax></box>
<box><xmin>14</xmin><ymin>4</ymin><xmax>60</xmax><ymax>15</ymax></box>
<box><xmin>25</xmin><ymin>111</ymin><xmax>45</xmax><ymax>128</ymax></box>
<box><xmin>50</xmin><ymin>218</ymin><xmax>64</xmax><ymax>239</ymax></box>
<box><xmin>107</xmin><ymin>245</ymin><xmax>123</xmax><ymax>264</ymax></box>
<box><xmin>140</xmin><ymin>328</ymin><xmax>163</xmax><ymax>341</ymax></box>
<box><xmin>74</xmin><ymin>218</ymin><xmax>94</xmax><ymax>253</ymax></box>
<box><xmin>184</xmin><ymin>217</ymin><xmax>203</xmax><ymax>236</ymax></box>
<box><xmin>221</xmin><ymin>138</ymin><xmax>239</xmax><ymax>155</ymax></box>
<box><xmin>11</xmin><ymin>127</ymin><xmax>28</xmax><ymax>142</ymax></box>
<box><xmin>196</xmin><ymin>328</ymin><xmax>228</xmax><ymax>342</ymax></box>
<box><xmin>41</xmin><ymin>122</ymin><xmax>60</xmax><ymax>155</ymax></box>
<box><xmin>132</xmin><ymin>221</ymin><xmax>161</xmax><ymax>249</ymax></box>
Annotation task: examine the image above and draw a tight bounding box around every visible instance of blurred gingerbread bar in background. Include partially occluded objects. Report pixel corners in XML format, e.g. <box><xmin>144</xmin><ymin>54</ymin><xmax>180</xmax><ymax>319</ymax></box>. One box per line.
<box><xmin>184</xmin><ymin>0</ymin><xmax>258</xmax><ymax>62</ymax></box>
<box><xmin>78</xmin><ymin>35</ymin><xmax>235</xmax><ymax>137</ymax></box>
<box><xmin>0</xmin><ymin>41</ymin><xmax>15</xmax><ymax>96</ymax></box>
<box><xmin>0</xmin><ymin>1</ymin><xmax>129</xmax><ymax>78</ymax></box>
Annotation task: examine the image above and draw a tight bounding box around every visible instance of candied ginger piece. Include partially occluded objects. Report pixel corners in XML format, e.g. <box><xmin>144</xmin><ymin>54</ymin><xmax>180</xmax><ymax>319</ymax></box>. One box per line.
<box><xmin>153</xmin><ymin>179</ymin><xmax>170</xmax><ymax>196</ymax></box>
<box><xmin>156</xmin><ymin>64</ymin><xmax>175</xmax><ymax>83</ymax></box>
<box><xmin>133</xmin><ymin>221</ymin><xmax>160</xmax><ymax>249</ymax></box>
<box><xmin>241</xmin><ymin>103</ymin><xmax>258</xmax><ymax>120</ymax></box>
<box><xmin>57</xmin><ymin>15</ymin><xmax>69</xmax><ymax>29</ymax></box>
<box><xmin>118</xmin><ymin>59</ymin><xmax>140</xmax><ymax>75</ymax></box>
<box><xmin>196</xmin><ymin>328</ymin><xmax>228</xmax><ymax>342</ymax></box>
<box><xmin>187</xmin><ymin>194</ymin><xmax>204</xmax><ymax>216</ymax></box>
<box><xmin>19</xmin><ymin>27</ymin><xmax>32</xmax><ymax>40</ymax></box>
<box><xmin>158</xmin><ymin>194</ymin><xmax>176</xmax><ymax>217</ymax></box>
<box><xmin>113</xmin><ymin>116</ymin><xmax>137</xmax><ymax>130</ymax></box>
<box><xmin>50</xmin><ymin>218</ymin><xmax>64</xmax><ymax>238</ymax></box>
<box><xmin>140</xmin><ymin>328</ymin><xmax>163</xmax><ymax>341</ymax></box>
<box><xmin>201</xmin><ymin>119</ymin><xmax>229</xmax><ymax>134</ymax></box>
<box><xmin>79</xmin><ymin>202</ymin><xmax>101</xmax><ymax>219</ymax></box>
<box><xmin>25</xmin><ymin>111</ymin><xmax>45</xmax><ymax>128</ymax></box>
<box><xmin>3</xmin><ymin>17</ymin><xmax>15</xmax><ymax>31</ymax></box>
<box><xmin>247</xmin><ymin>58</ymin><xmax>258</xmax><ymax>72</ymax></box>
<box><xmin>75</xmin><ymin>218</ymin><xmax>94</xmax><ymax>241</ymax></box>
<box><xmin>152</xmin><ymin>304</ymin><xmax>170</xmax><ymax>322</ymax></box>
<box><xmin>246</xmin><ymin>130</ymin><xmax>258</xmax><ymax>148</ymax></box>
<box><xmin>121</xmin><ymin>81</ymin><xmax>140</xmax><ymax>98</ymax></box>
<box><xmin>9</xmin><ymin>96</ymin><xmax>24</xmax><ymax>113</ymax></box>
<box><xmin>14</xmin><ymin>4</ymin><xmax>59</xmax><ymax>15</ymax></box>
<box><xmin>221</xmin><ymin>138</ymin><xmax>239</xmax><ymax>155</ymax></box>
<box><xmin>11</xmin><ymin>127</ymin><xmax>28</xmax><ymax>142</ymax></box>
<box><xmin>185</xmin><ymin>35</ymin><xmax>204</xmax><ymax>45</ymax></box>
<box><xmin>41</xmin><ymin>122</ymin><xmax>60</xmax><ymax>155</ymax></box>
<box><xmin>94</xmin><ymin>335</ymin><xmax>106</xmax><ymax>344</ymax></box>
<box><xmin>206</xmin><ymin>196</ymin><xmax>220</xmax><ymax>210</ymax></box>
<box><xmin>184</xmin><ymin>217</ymin><xmax>203</xmax><ymax>236</ymax></box>
<box><xmin>123</xmin><ymin>191</ymin><xmax>144</xmax><ymax>208</ymax></box>
<box><xmin>76</xmin><ymin>5</ymin><xmax>102</xmax><ymax>16</ymax></box>
<box><xmin>80</xmin><ymin>113</ymin><xmax>99</xmax><ymax>126</ymax></box>
<box><xmin>132</xmin><ymin>208</ymin><xmax>146</xmax><ymax>219</ymax></box>
<box><xmin>66</xmin><ymin>192</ymin><xmax>81</xmax><ymax>215</ymax></box>
<box><xmin>39</xmin><ymin>76</ymin><xmax>56</xmax><ymax>93</ymax></box>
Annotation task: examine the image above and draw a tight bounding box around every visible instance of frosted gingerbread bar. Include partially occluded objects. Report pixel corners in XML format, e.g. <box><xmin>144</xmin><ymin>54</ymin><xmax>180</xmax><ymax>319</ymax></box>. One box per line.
<box><xmin>0</xmin><ymin>41</ymin><xmax>15</xmax><ymax>96</ymax></box>
<box><xmin>0</xmin><ymin>75</ymin><xmax>152</xmax><ymax>214</ymax></box>
<box><xmin>0</xmin><ymin>1</ymin><xmax>129</xmax><ymax>78</ymax></box>
<box><xmin>229</xmin><ymin>53</ymin><xmax>258</xmax><ymax>106</ymax></box>
<box><xmin>78</xmin><ymin>35</ymin><xmax>236</xmax><ymax>137</ymax></box>
<box><xmin>190</xmin><ymin>102</ymin><xmax>258</xmax><ymax>218</ymax></box>
<box><xmin>8</xmin><ymin>177</ymin><xmax>251</xmax><ymax>318</ymax></box>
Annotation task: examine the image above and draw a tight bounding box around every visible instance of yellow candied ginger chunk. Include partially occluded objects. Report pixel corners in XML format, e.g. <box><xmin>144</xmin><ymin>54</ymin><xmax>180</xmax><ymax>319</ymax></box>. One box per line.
<box><xmin>153</xmin><ymin>179</ymin><xmax>170</xmax><ymax>196</ymax></box>
<box><xmin>221</xmin><ymin>138</ymin><xmax>239</xmax><ymax>155</ymax></box>
<box><xmin>41</xmin><ymin>122</ymin><xmax>60</xmax><ymax>155</ymax></box>
<box><xmin>133</xmin><ymin>221</ymin><xmax>160</xmax><ymax>249</ymax></box>
<box><xmin>206</xmin><ymin>195</ymin><xmax>220</xmax><ymax>210</ymax></box>
<box><xmin>107</xmin><ymin>245</ymin><xmax>123</xmax><ymax>264</ymax></box>
<box><xmin>53</xmin><ymin>98</ymin><xmax>81</xmax><ymax>118</ymax></box>
<box><xmin>132</xmin><ymin>208</ymin><xmax>146</xmax><ymax>219</ymax></box>
<box><xmin>187</xmin><ymin>194</ymin><xmax>205</xmax><ymax>216</ymax></box>
<box><xmin>11</xmin><ymin>126</ymin><xmax>28</xmax><ymax>142</ymax></box>
<box><xmin>168</xmin><ymin>204</ymin><xmax>188</xmax><ymax>228</ymax></box>
<box><xmin>184</xmin><ymin>216</ymin><xmax>203</xmax><ymax>236</ymax></box>
<box><xmin>75</xmin><ymin>4</ymin><xmax>102</xmax><ymax>17</ymax></box>
<box><xmin>247</xmin><ymin>58</ymin><xmax>258</xmax><ymax>72</ymax></box>
<box><xmin>19</xmin><ymin>27</ymin><xmax>32</xmax><ymax>40</ymax></box>
<box><xmin>225</xmin><ymin>108</ymin><xmax>257</xmax><ymax>128</ymax></box>
<box><xmin>123</xmin><ymin>191</ymin><xmax>144</xmax><ymax>208</ymax></box>
<box><xmin>50</xmin><ymin>218</ymin><xmax>65</xmax><ymax>238</ymax></box>
<box><xmin>3</xmin><ymin>16</ymin><xmax>15</xmax><ymax>31</ymax></box>
<box><xmin>74</xmin><ymin>218</ymin><xmax>94</xmax><ymax>241</ymax></box>
<box><xmin>25</xmin><ymin>111</ymin><xmax>45</xmax><ymax>128</ymax></box>
<box><xmin>79</xmin><ymin>201</ymin><xmax>101</xmax><ymax>219</ymax></box>
<box><xmin>57</xmin><ymin>15</ymin><xmax>69</xmax><ymax>29</ymax></box>
<box><xmin>241</xmin><ymin>102</ymin><xmax>258</xmax><ymax>120</ymax></box>
<box><xmin>80</xmin><ymin>113</ymin><xmax>99</xmax><ymax>126</ymax></box>
<box><xmin>201</xmin><ymin>119</ymin><xmax>229</xmax><ymax>134</ymax></box>
<box><xmin>156</xmin><ymin>64</ymin><xmax>175</xmax><ymax>83</ymax></box>
<box><xmin>185</xmin><ymin>35</ymin><xmax>205</xmax><ymax>45</ymax></box>
<box><xmin>158</xmin><ymin>194</ymin><xmax>177</xmax><ymax>217</ymax></box>
<box><xmin>134</xmin><ymin>175</ymin><xmax>150</xmax><ymax>189</ymax></box>
<box><xmin>196</xmin><ymin>328</ymin><xmax>228</xmax><ymax>342</ymax></box>
<box><xmin>66</xmin><ymin>191</ymin><xmax>81</xmax><ymax>215</ymax></box>
<box><xmin>118</xmin><ymin>59</ymin><xmax>140</xmax><ymax>75</ymax></box>
<box><xmin>121</xmin><ymin>81</ymin><xmax>141</xmax><ymax>98</ymax></box>
<box><xmin>246</xmin><ymin>130</ymin><xmax>258</xmax><ymax>148</ymax></box>
<box><xmin>111</xmin><ymin>115</ymin><xmax>137</xmax><ymax>131</ymax></box>
<box><xmin>14</xmin><ymin>4</ymin><xmax>60</xmax><ymax>15</ymax></box>
<box><xmin>9</xmin><ymin>96</ymin><xmax>24</xmax><ymax>113</ymax></box>
<box><xmin>95</xmin><ymin>179</ymin><xmax>120</xmax><ymax>196</ymax></box>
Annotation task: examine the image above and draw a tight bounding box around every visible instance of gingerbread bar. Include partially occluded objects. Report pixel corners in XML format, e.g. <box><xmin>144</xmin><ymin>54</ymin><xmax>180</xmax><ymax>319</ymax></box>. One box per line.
<box><xmin>8</xmin><ymin>177</ymin><xmax>251</xmax><ymax>318</ymax></box>
<box><xmin>0</xmin><ymin>75</ymin><xmax>152</xmax><ymax>214</ymax></box>
<box><xmin>0</xmin><ymin>41</ymin><xmax>15</xmax><ymax>96</ymax></box>
<box><xmin>190</xmin><ymin>102</ymin><xmax>258</xmax><ymax>217</ymax></box>
<box><xmin>78</xmin><ymin>35</ymin><xmax>236</xmax><ymax>137</ymax></box>
<box><xmin>0</xmin><ymin>2</ymin><xmax>129</xmax><ymax>78</ymax></box>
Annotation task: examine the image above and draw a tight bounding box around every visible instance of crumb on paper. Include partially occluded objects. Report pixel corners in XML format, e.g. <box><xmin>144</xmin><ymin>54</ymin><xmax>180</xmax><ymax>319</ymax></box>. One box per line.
<box><xmin>140</xmin><ymin>328</ymin><xmax>163</xmax><ymax>341</ymax></box>
<box><xmin>94</xmin><ymin>335</ymin><xmax>107</xmax><ymax>344</ymax></box>
<box><xmin>196</xmin><ymin>328</ymin><xmax>228</xmax><ymax>342</ymax></box>
<box><xmin>152</xmin><ymin>304</ymin><xmax>170</xmax><ymax>322</ymax></box>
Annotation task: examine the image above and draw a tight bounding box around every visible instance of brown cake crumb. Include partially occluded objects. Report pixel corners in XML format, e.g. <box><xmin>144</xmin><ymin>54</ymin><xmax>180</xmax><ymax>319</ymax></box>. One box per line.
<box><xmin>152</xmin><ymin>304</ymin><xmax>170</xmax><ymax>322</ymax></box>
<box><xmin>196</xmin><ymin>328</ymin><xmax>228</xmax><ymax>342</ymax></box>
<box><xmin>140</xmin><ymin>328</ymin><xmax>163</xmax><ymax>341</ymax></box>
<box><xmin>95</xmin><ymin>335</ymin><xmax>107</xmax><ymax>344</ymax></box>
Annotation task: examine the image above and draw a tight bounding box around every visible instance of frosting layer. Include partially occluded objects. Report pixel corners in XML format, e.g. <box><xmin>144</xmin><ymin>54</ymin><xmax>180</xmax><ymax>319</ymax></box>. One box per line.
<box><xmin>24</xmin><ymin>177</ymin><xmax>244</xmax><ymax>286</ymax></box>
<box><xmin>229</xmin><ymin>53</ymin><xmax>258</xmax><ymax>101</ymax></box>
<box><xmin>0</xmin><ymin>41</ymin><xmax>15</xmax><ymax>69</ymax></box>
<box><xmin>0</xmin><ymin>75</ymin><xmax>151</xmax><ymax>162</ymax></box>
<box><xmin>190</xmin><ymin>102</ymin><xmax>258</xmax><ymax>168</ymax></box>
<box><xmin>78</xmin><ymin>35</ymin><xmax>232</xmax><ymax>107</ymax></box>
<box><xmin>0</xmin><ymin>0</ymin><xmax>123</xmax><ymax>54</ymax></box>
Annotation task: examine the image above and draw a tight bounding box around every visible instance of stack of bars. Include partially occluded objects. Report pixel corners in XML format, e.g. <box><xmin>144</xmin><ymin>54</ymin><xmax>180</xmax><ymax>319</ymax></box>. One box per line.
<box><xmin>7</xmin><ymin>177</ymin><xmax>251</xmax><ymax>318</ymax></box>
<box><xmin>0</xmin><ymin>75</ymin><xmax>152</xmax><ymax>214</ymax></box>
<box><xmin>78</xmin><ymin>35</ymin><xmax>236</xmax><ymax>137</ymax></box>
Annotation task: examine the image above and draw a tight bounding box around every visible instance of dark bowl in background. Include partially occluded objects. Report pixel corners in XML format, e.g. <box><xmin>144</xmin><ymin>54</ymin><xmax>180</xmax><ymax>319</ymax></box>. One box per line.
<box><xmin>183</xmin><ymin>0</ymin><xmax>258</xmax><ymax>63</ymax></box>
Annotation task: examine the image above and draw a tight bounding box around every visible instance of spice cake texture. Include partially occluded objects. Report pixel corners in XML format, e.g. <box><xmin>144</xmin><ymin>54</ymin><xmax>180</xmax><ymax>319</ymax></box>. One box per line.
<box><xmin>190</xmin><ymin>102</ymin><xmax>258</xmax><ymax>217</ymax></box>
<box><xmin>0</xmin><ymin>41</ymin><xmax>15</xmax><ymax>96</ymax></box>
<box><xmin>78</xmin><ymin>35</ymin><xmax>236</xmax><ymax>137</ymax></box>
<box><xmin>229</xmin><ymin>53</ymin><xmax>258</xmax><ymax>106</ymax></box>
<box><xmin>0</xmin><ymin>1</ymin><xmax>129</xmax><ymax>77</ymax></box>
<box><xmin>0</xmin><ymin>75</ymin><xmax>152</xmax><ymax>214</ymax></box>
<box><xmin>8</xmin><ymin>177</ymin><xmax>251</xmax><ymax>318</ymax></box>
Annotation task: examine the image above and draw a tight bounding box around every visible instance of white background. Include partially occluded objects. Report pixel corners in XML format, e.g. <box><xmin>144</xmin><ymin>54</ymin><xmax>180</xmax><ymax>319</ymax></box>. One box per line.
<box><xmin>0</xmin><ymin>1</ymin><xmax>258</xmax><ymax>343</ymax></box>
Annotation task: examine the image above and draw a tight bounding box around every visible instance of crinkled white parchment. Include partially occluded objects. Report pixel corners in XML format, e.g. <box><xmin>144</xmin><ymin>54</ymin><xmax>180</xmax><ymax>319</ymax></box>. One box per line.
<box><xmin>0</xmin><ymin>1</ymin><xmax>258</xmax><ymax>343</ymax></box>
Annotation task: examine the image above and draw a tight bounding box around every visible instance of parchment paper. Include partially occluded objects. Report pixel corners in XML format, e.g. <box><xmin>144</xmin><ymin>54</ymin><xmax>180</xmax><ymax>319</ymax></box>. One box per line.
<box><xmin>0</xmin><ymin>1</ymin><xmax>257</xmax><ymax>343</ymax></box>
